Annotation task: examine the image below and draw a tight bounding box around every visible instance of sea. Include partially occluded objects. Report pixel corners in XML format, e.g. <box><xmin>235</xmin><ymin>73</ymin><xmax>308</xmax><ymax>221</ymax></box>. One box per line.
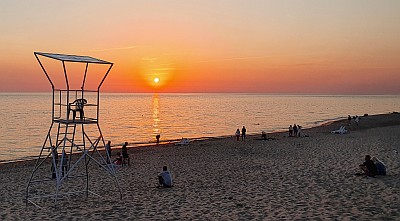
<box><xmin>0</xmin><ymin>93</ymin><xmax>399</xmax><ymax>163</ymax></box>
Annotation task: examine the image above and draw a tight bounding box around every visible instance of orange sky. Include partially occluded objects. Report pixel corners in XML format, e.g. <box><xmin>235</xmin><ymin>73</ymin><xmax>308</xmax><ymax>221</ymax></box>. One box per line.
<box><xmin>0</xmin><ymin>1</ymin><xmax>399</xmax><ymax>94</ymax></box>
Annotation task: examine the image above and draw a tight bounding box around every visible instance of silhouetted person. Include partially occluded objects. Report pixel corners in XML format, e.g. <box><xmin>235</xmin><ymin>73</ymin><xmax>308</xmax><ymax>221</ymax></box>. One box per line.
<box><xmin>121</xmin><ymin>142</ymin><xmax>129</xmax><ymax>166</ymax></box>
<box><xmin>51</xmin><ymin>146</ymin><xmax>58</xmax><ymax>179</ymax></box>
<box><xmin>241</xmin><ymin>126</ymin><xmax>246</xmax><ymax>141</ymax></box>
<box><xmin>105</xmin><ymin>141</ymin><xmax>112</xmax><ymax>163</ymax></box>
<box><xmin>156</xmin><ymin>134</ymin><xmax>160</xmax><ymax>144</ymax></box>
<box><xmin>359</xmin><ymin>155</ymin><xmax>377</xmax><ymax>177</ymax></box>
<box><xmin>293</xmin><ymin>124</ymin><xmax>298</xmax><ymax>136</ymax></box>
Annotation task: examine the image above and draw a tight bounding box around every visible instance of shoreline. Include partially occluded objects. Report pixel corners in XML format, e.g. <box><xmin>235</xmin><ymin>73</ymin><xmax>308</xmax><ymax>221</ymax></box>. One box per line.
<box><xmin>1</xmin><ymin>112</ymin><xmax>399</xmax><ymax>167</ymax></box>
<box><xmin>0</xmin><ymin>112</ymin><xmax>400</xmax><ymax>165</ymax></box>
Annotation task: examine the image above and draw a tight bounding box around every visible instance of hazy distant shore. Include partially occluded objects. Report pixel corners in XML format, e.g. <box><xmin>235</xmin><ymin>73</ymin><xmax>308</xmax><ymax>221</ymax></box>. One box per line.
<box><xmin>1</xmin><ymin>112</ymin><xmax>400</xmax><ymax>220</ymax></box>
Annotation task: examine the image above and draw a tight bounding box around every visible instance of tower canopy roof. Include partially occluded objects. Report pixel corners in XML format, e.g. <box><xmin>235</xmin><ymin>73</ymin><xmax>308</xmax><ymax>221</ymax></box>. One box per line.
<box><xmin>35</xmin><ymin>52</ymin><xmax>112</xmax><ymax>64</ymax></box>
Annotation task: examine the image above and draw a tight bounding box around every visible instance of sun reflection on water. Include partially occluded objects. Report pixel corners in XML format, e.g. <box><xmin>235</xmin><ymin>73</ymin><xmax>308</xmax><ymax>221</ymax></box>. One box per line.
<box><xmin>152</xmin><ymin>94</ymin><xmax>161</xmax><ymax>141</ymax></box>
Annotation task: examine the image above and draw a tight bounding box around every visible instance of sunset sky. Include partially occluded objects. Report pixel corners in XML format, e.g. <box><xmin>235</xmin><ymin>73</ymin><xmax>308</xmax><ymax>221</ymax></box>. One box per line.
<box><xmin>0</xmin><ymin>0</ymin><xmax>399</xmax><ymax>94</ymax></box>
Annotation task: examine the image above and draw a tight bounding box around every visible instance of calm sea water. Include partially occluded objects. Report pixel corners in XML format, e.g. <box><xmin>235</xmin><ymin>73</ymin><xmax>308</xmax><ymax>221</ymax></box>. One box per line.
<box><xmin>0</xmin><ymin>93</ymin><xmax>399</xmax><ymax>162</ymax></box>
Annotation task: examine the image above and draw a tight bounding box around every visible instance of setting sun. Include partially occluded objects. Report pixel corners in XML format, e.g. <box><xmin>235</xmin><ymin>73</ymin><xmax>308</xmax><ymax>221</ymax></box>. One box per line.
<box><xmin>153</xmin><ymin>77</ymin><xmax>160</xmax><ymax>83</ymax></box>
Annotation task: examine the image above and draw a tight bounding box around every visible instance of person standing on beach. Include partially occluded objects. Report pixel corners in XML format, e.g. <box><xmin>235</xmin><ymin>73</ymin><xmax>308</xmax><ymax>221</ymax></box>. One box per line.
<box><xmin>51</xmin><ymin>146</ymin><xmax>58</xmax><ymax>179</ymax></box>
<box><xmin>241</xmin><ymin>126</ymin><xmax>246</xmax><ymax>141</ymax></box>
<box><xmin>121</xmin><ymin>142</ymin><xmax>130</xmax><ymax>166</ymax></box>
<box><xmin>348</xmin><ymin>115</ymin><xmax>352</xmax><ymax>125</ymax></box>
<box><xmin>61</xmin><ymin>149</ymin><xmax>68</xmax><ymax>176</ymax></box>
<box><xmin>289</xmin><ymin>125</ymin><xmax>293</xmax><ymax>137</ymax></box>
<box><xmin>158</xmin><ymin>166</ymin><xmax>173</xmax><ymax>188</ymax></box>
<box><xmin>235</xmin><ymin>129</ymin><xmax>240</xmax><ymax>141</ymax></box>
<box><xmin>293</xmin><ymin>124</ymin><xmax>298</xmax><ymax>137</ymax></box>
<box><xmin>297</xmin><ymin>125</ymin><xmax>302</xmax><ymax>137</ymax></box>
<box><xmin>105</xmin><ymin>141</ymin><xmax>112</xmax><ymax>163</ymax></box>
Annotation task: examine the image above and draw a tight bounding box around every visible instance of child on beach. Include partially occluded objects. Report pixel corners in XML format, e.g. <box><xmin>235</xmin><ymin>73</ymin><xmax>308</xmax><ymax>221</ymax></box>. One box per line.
<box><xmin>158</xmin><ymin>166</ymin><xmax>173</xmax><ymax>188</ymax></box>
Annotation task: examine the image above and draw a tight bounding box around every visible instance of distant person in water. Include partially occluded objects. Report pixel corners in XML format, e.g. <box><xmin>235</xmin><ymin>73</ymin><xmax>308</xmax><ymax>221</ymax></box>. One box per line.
<box><xmin>156</xmin><ymin>134</ymin><xmax>161</xmax><ymax>144</ymax></box>
<box><xmin>372</xmin><ymin>157</ymin><xmax>386</xmax><ymax>175</ymax></box>
<box><xmin>235</xmin><ymin>129</ymin><xmax>240</xmax><ymax>141</ymax></box>
<box><xmin>158</xmin><ymin>166</ymin><xmax>173</xmax><ymax>188</ymax></box>
<box><xmin>289</xmin><ymin>125</ymin><xmax>293</xmax><ymax>137</ymax></box>
<box><xmin>241</xmin><ymin>126</ymin><xmax>246</xmax><ymax>141</ymax></box>
<box><xmin>359</xmin><ymin>155</ymin><xmax>377</xmax><ymax>177</ymax></box>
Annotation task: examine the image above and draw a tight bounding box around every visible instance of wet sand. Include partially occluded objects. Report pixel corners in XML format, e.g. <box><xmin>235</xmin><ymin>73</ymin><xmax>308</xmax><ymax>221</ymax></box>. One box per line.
<box><xmin>1</xmin><ymin>113</ymin><xmax>400</xmax><ymax>220</ymax></box>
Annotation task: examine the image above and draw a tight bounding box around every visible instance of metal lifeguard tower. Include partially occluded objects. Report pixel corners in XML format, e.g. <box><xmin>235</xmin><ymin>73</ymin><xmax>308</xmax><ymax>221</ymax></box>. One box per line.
<box><xmin>26</xmin><ymin>52</ymin><xmax>122</xmax><ymax>207</ymax></box>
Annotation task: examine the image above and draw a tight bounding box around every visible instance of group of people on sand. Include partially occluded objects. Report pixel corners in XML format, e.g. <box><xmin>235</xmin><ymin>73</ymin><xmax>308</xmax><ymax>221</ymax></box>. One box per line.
<box><xmin>105</xmin><ymin>140</ymin><xmax>173</xmax><ymax>188</ymax></box>
<box><xmin>235</xmin><ymin>126</ymin><xmax>247</xmax><ymax>141</ymax></box>
<box><xmin>358</xmin><ymin>154</ymin><xmax>386</xmax><ymax>177</ymax></box>
<box><xmin>105</xmin><ymin>141</ymin><xmax>130</xmax><ymax>167</ymax></box>
<box><xmin>288</xmin><ymin>124</ymin><xmax>303</xmax><ymax>137</ymax></box>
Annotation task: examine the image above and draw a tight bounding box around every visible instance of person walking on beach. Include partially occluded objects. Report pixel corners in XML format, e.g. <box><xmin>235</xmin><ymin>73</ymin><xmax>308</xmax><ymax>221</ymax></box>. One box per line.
<box><xmin>105</xmin><ymin>141</ymin><xmax>112</xmax><ymax>163</ymax></box>
<box><xmin>289</xmin><ymin>125</ymin><xmax>293</xmax><ymax>137</ymax></box>
<box><xmin>235</xmin><ymin>129</ymin><xmax>240</xmax><ymax>141</ymax></box>
<box><xmin>158</xmin><ymin>166</ymin><xmax>173</xmax><ymax>188</ymax></box>
<box><xmin>241</xmin><ymin>126</ymin><xmax>246</xmax><ymax>141</ymax></box>
<box><xmin>121</xmin><ymin>142</ymin><xmax>130</xmax><ymax>166</ymax></box>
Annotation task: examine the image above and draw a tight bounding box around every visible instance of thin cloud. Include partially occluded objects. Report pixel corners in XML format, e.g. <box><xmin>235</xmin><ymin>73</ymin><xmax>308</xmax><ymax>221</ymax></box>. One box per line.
<box><xmin>198</xmin><ymin>56</ymin><xmax>269</xmax><ymax>63</ymax></box>
<box><xmin>152</xmin><ymin>67</ymin><xmax>176</xmax><ymax>71</ymax></box>
<box><xmin>90</xmin><ymin>46</ymin><xmax>137</xmax><ymax>52</ymax></box>
<box><xmin>142</xmin><ymin>57</ymin><xmax>159</xmax><ymax>62</ymax></box>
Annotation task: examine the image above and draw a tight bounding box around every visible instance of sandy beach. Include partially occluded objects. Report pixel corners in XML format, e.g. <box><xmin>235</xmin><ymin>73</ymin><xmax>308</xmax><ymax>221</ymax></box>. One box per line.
<box><xmin>1</xmin><ymin>113</ymin><xmax>400</xmax><ymax>220</ymax></box>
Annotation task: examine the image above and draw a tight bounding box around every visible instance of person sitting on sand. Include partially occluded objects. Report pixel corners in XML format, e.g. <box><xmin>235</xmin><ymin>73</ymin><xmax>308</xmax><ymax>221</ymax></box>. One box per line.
<box><xmin>113</xmin><ymin>152</ymin><xmax>123</xmax><ymax>165</ymax></box>
<box><xmin>372</xmin><ymin>157</ymin><xmax>386</xmax><ymax>175</ymax></box>
<box><xmin>158</xmin><ymin>166</ymin><xmax>173</xmax><ymax>188</ymax></box>
<box><xmin>359</xmin><ymin>155</ymin><xmax>377</xmax><ymax>177</ymax></box>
